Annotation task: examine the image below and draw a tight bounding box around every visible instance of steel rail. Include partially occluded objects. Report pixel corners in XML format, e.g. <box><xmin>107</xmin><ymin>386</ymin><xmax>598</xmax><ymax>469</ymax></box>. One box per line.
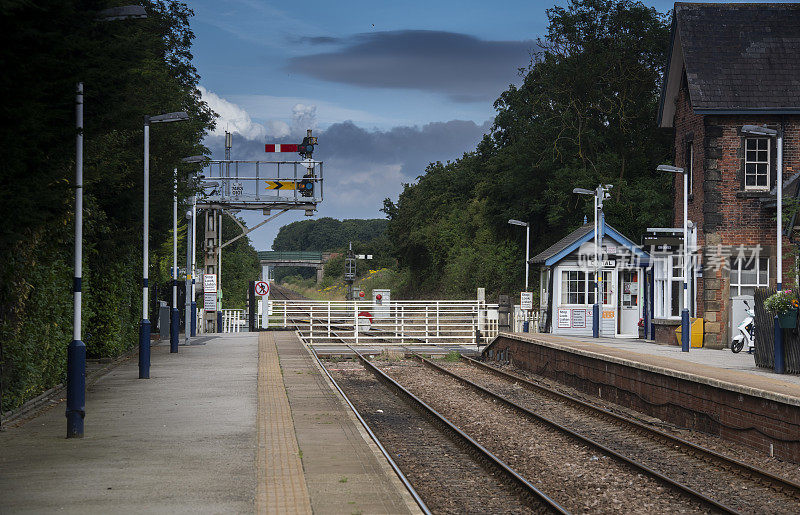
<box><xmin>348</xmin><ymin>346</ymin><xmax>569</xmax><ymax>514</ymax></box>
<box><xmin>412</xmin><ymin>353</ymin><xmax>740</xmax><ymax>514</ymax></box>
<box><xmin>464</xmin><ymin>355</ymin><xmax>800</xmax><ymax>499</ymax></box>
<box><xmin>307</xmin><ymin>345</ymin><xmax>432</xmax><ymax>515</ymax></box>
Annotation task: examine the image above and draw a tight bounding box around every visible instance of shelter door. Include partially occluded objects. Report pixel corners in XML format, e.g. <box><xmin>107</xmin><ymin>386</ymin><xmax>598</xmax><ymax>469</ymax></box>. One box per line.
<box><xmin>618</xmin><ymin>270</ymin><xmax>639</xmax><ymax>337</ymax></box>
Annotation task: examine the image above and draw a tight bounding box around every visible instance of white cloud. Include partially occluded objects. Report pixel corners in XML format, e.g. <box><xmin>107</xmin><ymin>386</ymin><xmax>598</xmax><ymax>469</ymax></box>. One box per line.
<box><xmin>199</xmin><ymin>85</ymin><xmax>266</xmax><ymax>140</ymax></box>
<box><xmin>230</xmin><ymin>94</ymin><xmax>397</xmax><ymax>128</ymax></box>
<box><xmin>291</xmin><ymin>103</ymin><xmax>318</xmax><ymax>136</ymax></box>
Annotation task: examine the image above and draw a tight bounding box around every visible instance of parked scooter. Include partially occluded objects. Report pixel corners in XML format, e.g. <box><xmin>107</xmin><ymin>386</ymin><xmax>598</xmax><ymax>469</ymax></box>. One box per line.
<box><xmin>731</xmin><ymin>300</ymin><xmax>755</xmax><ymax>353</ymax></box>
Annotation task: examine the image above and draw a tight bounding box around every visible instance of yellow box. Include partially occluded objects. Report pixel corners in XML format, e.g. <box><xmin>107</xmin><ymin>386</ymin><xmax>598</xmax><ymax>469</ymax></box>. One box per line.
<box><xmin>675</xmin><ymin>318</ymin><xmax>704</xmax><ymax>348</ymax></box>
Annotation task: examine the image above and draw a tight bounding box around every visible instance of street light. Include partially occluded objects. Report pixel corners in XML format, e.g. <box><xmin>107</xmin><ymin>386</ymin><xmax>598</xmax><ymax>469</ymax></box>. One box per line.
<box><xmin>574</xmin><ymin>185</ymin><xmax>613</xmax><ymax>338</ymax></box>
<box><xmin>508</xmin><ymin>219</ymin><xmax>530</xmax><ymax>290</ymax></box>
<box><xmin>140</xmin><ymin>111</ymin><xmax>189</xmax><ymax>379</ymax></box>
<box><xmin>67</xmin><ymin>6</ymin><xmax>146</xmax><ymax>439</ymax></box>
<box><xmin>741</xmin><ymin>124</ymin><xmax>784</xmax><ymax>373</ymax></box>
<box><xmin>658</xmin><ymin>164</ymin><xmax>690</xmax><ymax>352</ymax></box>
<box><xmin>177</xmin><ymin>155</ymin><xmax>206</xmax><ymax>345</ymax></box>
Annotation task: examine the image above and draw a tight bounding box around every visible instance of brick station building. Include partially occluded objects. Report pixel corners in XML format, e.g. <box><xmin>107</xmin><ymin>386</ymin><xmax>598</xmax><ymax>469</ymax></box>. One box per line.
<box><xmin>652</xmin><ymin>2</ymin><xmax>800</xmax><ymax>348</ymax></box>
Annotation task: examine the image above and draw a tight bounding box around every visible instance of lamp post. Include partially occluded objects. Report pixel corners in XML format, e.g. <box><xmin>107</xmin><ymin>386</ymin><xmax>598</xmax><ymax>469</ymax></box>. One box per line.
<box><xmin>508</xmin><ymin>219</ymin><xmax>530</xmax><ymax>290</ymax></box>
<box><xmin>140</xmin><ymin>111</ymin><xmax>189</xmax><ymax>378</ymax></box>
<box><xmin>658</xmin><ymin>165</ymin><xmax>690</xmax><ymax>352</ymax></box>
<box><xmin>574</xmin><ymin>185</ymin><xmax>613</xmax><ymax>338</ymax></box>
<box><xmin>741</xmin><ymin>124</ymin><xmax>784</xmax><ymax>373</ymax></box>
<box><xmin>67</xmin><ymin>5</ymin><xmax>147</xmax><ymax>439</ymax></box>
<box><xmin>177</xmin><ymin>155</ymin><xmax>206</xmax><ymax>346</ymax></box>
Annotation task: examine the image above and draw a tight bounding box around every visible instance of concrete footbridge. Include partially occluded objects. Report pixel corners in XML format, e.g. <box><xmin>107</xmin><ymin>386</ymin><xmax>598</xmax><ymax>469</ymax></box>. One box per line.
<box><xmin>257</xmin><ymin>250</ymin><xmax>332</xmax><ymax>282</ymax></box>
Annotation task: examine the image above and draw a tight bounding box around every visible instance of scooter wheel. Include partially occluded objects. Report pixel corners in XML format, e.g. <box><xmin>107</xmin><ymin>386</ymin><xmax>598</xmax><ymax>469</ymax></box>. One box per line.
<box><xmin>731</xmin><ymin>339</ymin><xmax>744</xmax><ymax>353</ymax></box>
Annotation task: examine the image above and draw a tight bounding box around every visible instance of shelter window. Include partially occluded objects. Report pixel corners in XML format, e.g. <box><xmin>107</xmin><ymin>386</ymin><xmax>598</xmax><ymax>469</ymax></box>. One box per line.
<box><xmin>561</xmin><ymin>270</ymin><xmax>586</xmax><ymax>305</ymax></box>
<box><xmin>745</xmin><ymin>138</ymin><xmax>770</xmax><ymax>190</ymax></box>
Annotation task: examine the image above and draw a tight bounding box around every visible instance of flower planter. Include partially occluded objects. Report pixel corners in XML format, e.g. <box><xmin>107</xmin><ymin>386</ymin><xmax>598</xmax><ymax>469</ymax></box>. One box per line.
<box><xmin>778</xmin><ymin>310</ymin><xmax>798</xmax><ymax>329</ymax></box>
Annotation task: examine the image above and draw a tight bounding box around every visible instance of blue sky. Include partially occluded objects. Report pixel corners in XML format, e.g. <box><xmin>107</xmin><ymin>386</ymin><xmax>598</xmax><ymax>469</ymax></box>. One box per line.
<box><xmin>186</xmin><ymin>0</ymin><xmax>683</xmax><ymax>249</ymax></box>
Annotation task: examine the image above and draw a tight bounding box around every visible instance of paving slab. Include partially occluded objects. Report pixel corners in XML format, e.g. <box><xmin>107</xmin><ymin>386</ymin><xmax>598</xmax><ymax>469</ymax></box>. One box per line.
<box><xmin>274</xmin><ymin>331</ymin><xmax>417</xmax><ymax>515</ymax></box>
<box><xmin>0</xmin><ymin>334</ymin><xmax>258</xmax><ymax>514</ymax></box>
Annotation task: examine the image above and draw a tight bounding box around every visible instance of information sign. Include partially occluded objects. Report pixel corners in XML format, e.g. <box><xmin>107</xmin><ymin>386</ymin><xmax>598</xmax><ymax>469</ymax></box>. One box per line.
<box><xmin>572</xmin><ymin>309</ymin><xmax>587</xmax><ymax>328</ymax></box>
<box><xmin>557</xmin><ymin>308</ymin><xmax>571</xmax><ymax>328</ymax></box>
<box><xmin>520</xmin><ymin>292</ymin><xmax>533</xmax><ymax>311</ymax></box>
<box><xmin>204</xmin><ymin>292</ymin><xmax>217</xmax><ymax>311</ymax></box>
<box><xmin>204</xmin><ymin>274</ymin><xmax>217</xmax><ymax>293</ymax></box>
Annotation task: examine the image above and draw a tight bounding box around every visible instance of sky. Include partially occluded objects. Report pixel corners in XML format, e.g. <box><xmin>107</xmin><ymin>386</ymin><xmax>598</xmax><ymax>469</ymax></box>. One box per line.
<box><xmin>186</xmin><ymin>0</ymin><xmax>684</xmax><ymax>250</ymax></box>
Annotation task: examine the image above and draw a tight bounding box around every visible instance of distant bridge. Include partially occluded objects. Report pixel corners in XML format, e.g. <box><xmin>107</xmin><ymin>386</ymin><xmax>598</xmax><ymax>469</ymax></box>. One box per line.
<box><xmin>258</xmin><ymin>251</ymin><xmax>334</xmax><ymax>283</ymax></box>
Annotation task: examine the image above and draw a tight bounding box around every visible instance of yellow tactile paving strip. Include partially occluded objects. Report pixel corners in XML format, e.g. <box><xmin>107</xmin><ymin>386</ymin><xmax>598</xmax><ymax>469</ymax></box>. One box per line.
<box><xmin>256</xmin><ymin>331</ymin><xmax>313</xmax><ymax>515</ymax></box>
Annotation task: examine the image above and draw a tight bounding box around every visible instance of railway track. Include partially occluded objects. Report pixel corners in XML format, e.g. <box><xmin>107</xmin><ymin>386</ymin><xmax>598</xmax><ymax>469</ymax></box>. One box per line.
<box><xmin>408</xmin><ymin>354</ymin><xmax>800</xmax><ymax>514</ymax></box>
<box><xmin>289</xmin><ymin>300</ymin><xmax>800</xmax><ymax>512</ymax></box>
<box><xmin>322</xmin><ymin>346</ymin><xmax>568</xmax><ymax>514</ymax></box>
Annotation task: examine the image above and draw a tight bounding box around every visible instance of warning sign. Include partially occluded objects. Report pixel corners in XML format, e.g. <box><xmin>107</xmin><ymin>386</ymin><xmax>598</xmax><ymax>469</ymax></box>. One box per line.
<box><xmin>255</xmin><ymin>281</ymin><xmax>270</xmax><ymax>296</ymax></box>
<box><xmin>204</xmin><ymin>274</ymin><xmax>217</xmax><ymax>293</ymax></box>
<box><xmin>204</xmin><ymin>292</ymin><xmax>217</xmax><ymax>311</ymax></box>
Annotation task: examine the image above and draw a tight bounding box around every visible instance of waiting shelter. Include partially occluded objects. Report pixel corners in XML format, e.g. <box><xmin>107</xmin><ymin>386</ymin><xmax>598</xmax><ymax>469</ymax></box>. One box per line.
<box><xmin>532</xmin><ymin>220</ymin><xmax>650</xmax><ymax>338</ymax></box>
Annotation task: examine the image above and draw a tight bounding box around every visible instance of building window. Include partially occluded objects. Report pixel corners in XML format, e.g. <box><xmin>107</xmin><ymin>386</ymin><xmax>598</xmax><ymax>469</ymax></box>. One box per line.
<box><xmin>730</xmin><ymin>257</ymin><xmax>769</xmax><ymax>297</ymax></box>
<box><xmin>745</xmin><ymin>138</ymin><xmax>770</xmax><ymax>190</ymax></box>
<box><xmin>561</xmin><ymin>270</ymin><xmax>586</xmax><ymax>305</ymax></box>
<box><xmin>686</xmin><ymin>142</ymin><xmax>694</xmax><ymax>194</ymax></box>
<box><xmin>654</xmin><ymin>255</ymin><xmax>687</xmax><ymax>319</ymax></box>
<box><xmin>588</xmin><ymin>271</ymin><xmax>612</xmax><ymax>305</ymax></box>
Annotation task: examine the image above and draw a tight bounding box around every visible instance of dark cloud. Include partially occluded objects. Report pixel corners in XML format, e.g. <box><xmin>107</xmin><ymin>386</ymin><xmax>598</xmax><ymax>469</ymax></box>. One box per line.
<box><xmin>292</xmin><ymin>35</ymin><xmax>340</xmax><ymax>45</ymax></box>
<box><xmin>287</xmin><ymin>30</ymin><xmax>536</xmax><ymax>103</ymax></box>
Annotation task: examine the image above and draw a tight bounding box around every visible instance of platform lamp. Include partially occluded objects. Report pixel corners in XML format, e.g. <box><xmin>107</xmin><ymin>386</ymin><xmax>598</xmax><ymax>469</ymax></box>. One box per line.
<box><xmin>66</xmin><ymin>4</ymin><xmax>147</xmax><ymax>439</ymax></box>
<box><xmin>573</xmin><ymin>186</ymin><xmax>612</xmax><ymax>338</ymax></box>
<box><xmin>741</xmin><ymin>124</ymin><xmax>784</xmax><ymax>373</ymax></box>
<box><xmin>140</xmin><ymin>111</ymin><xmax>189</xmax><ymax>378</ymax></box>
<box><xmin>171</xmin><ymin>155</ymin><xmax>206</xmax><ymax>351</ymax></box>
<box><xmin>657</xmin><ymin>165</ymin><xmax>691</xmax><ymax>352</ymax></box>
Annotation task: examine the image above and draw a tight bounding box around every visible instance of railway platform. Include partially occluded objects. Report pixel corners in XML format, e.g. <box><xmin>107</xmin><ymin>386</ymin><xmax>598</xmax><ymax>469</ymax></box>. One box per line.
<box><xmin>0</xmin><ymin>331</ymin><xmax>418</xmax><ymax>514</ymax></box>
<box><xmin>486</xmin><ymin>332</ymin><xmax>800</xmax><ymax>462</ymax></box>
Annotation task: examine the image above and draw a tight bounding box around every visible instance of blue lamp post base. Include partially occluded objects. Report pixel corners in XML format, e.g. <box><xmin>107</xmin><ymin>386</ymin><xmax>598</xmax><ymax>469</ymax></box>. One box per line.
<box><xmin>774</xmin><ymin>315</ymin><xmax>785</xmax><ymax>374</ymax></box>
<box><xmin>170</xmin><ymin>307</ymin><xmax>179</xmax><ymax>353</ymax></box>
<box><xmin>681</xmin><ymin>309</ymin><xmax>690</xmax><ymax>352</ymax></box>
<box><xmin>139</xmin><ymin>319</ymin><xmax>151</xmax><ymax>378</ymax></box>
<box><xmin>190</xmin><ymin>302</ymin><xmax>197</xmax><ymax>336</ymax></box>
<box><xmin>592</xmin><ymin>303</ymin><xmax>600</xmax><ymax>338</ymax></box>
<box><xmin>66</xmin><ymin>339</ymin><xmax>86</xmax><ymax>438</ymax></box>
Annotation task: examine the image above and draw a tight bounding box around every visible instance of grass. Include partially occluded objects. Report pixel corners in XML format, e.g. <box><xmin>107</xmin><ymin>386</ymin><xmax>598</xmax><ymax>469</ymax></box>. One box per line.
<box><xmin>442</xmin><ymin>350</ymin><xmax>461</xmax><ymax>362</ymax></box>
<box><xmin>339</xmin><ymin>476</ymin><xmax>348</xmax><ymax>483</ymax></box>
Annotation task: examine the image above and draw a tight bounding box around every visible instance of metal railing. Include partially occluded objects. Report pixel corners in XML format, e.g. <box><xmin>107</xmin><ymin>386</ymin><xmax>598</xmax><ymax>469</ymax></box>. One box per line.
<box><xmin>271</xmin><ymin>300</ymin><xmax>500</xmax><ymax>345</ymax></box>
<box><xmin>221</xmin><ymin>309</ymin><xmax>246</xmax><ymax>333</ymax></box>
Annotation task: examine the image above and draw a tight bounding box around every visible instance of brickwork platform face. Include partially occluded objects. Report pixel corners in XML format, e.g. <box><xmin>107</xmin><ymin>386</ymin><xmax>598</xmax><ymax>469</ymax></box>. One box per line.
<box><xmin>0</xmin><ymin>336</ymin><xmax>258</xmax><ymax>514</ymax></box>
<box><xmin>274</xmin><ymin>331</ymin><xmax>416</xmax><ymax>515</ymax></box>
<box><xmin>488</xmin><ymin>333</ymin><xmax>800</xmax><ymax>462</ymax></box>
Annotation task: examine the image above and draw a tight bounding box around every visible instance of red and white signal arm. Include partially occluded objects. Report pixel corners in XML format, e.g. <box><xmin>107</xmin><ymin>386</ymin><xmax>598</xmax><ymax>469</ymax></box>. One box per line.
<box><xmin>254</xmin><ymin>281</ymin><xmax>270</xmax><ymax>296</ymax></box>
<box><xmin>264</xmin><ymin>144</ymin><xmax>299</xmax><ymax>153</ymax></box>
<box><xmin>358</xmin><ymin>311</ymin><xmax>372</xmax><ymax>332</ymax></box>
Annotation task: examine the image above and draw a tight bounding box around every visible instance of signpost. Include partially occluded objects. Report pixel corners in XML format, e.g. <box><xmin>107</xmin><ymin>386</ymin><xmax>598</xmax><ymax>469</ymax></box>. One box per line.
<box><xmin>265</xmin><ymin>180</ymin><xmax>296</xmax><ymax>191</ymax></box>
<box><xmin>520</xmin><ymin>291</ymin><xmax>533</xmax><ymax>332</ymax></box>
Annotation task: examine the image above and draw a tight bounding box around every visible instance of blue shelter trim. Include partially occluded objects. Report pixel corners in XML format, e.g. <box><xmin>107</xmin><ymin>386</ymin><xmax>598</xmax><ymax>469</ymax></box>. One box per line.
<box><xmin>532</xmin><ymin>223</ymin><xmax>649</xmax><ymax>267</ymax></box>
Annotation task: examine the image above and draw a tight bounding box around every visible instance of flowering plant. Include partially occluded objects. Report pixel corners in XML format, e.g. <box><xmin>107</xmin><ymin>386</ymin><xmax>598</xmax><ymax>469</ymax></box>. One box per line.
<box><xmin>764</xmin><ymin>289</ymin><xmax>800</xmax><ymax>314</ymax></box>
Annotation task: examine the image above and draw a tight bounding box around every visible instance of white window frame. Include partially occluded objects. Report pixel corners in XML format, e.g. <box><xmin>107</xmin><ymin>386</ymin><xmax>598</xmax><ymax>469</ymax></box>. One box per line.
<box><xmin>730</xmin><ymin>256</ymin><xmax>769</xmax><ymax>297</ymax></box>
<box><xmin>653</xmin><ymin>254</ymin><xmax>685</xmax><ymax>319</ymax></box>
<box><xmin>744</xmin><ymin>137</ymin><xmax>770</xmax><ymax>191</ymax></box>
<box><xmin>559</xmin><ymin>268</ymin><xmax>613</xmax><ymax>307</ymax></box>
<box><xmin>687</xmin><ymin>142</ymin><xmax>694</xmax><ymax>194</ymax></box>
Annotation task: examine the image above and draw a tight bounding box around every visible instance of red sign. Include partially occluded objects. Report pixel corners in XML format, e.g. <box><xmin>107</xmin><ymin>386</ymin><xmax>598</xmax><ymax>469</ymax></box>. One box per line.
<box><xmin>254</xmin><ymin>281</ymin><xmax>270</xmax><ymax>296</ymax></box>
<box><xmin>265</xmin><ymin>144</ymin><xmax>299</xmax><ymax>153</ymax></box>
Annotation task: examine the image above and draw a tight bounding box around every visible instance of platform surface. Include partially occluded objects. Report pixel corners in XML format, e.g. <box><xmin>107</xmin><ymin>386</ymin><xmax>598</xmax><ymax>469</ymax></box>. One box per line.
<box><xmin>503</xmin><ymin>332</ymin><xmax>800</xmax><ymax>405</ymax></box>
<box><xmin>0</xmin><ymin>331</ymin><xmax>416</xmax><ymax>514</ymax></box>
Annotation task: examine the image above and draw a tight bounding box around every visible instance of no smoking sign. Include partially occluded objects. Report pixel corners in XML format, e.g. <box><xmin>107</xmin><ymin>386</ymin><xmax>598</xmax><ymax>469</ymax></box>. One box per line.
<box><xmin>255</xmin><ymin>281</ymin><xmax>270</xmax><ymax>296</ymax></box>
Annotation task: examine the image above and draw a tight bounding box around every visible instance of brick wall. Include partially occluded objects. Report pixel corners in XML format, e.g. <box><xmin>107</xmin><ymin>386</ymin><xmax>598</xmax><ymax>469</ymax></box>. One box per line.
<box><xmin>670</xmin><ymin>82</ymin><xmax>800</xmax><ymax>348</ymax></box>
<box><xmin>487</xmin><ymin>336</ymin><xmax>800</xmax><ymax>462</ymax></box>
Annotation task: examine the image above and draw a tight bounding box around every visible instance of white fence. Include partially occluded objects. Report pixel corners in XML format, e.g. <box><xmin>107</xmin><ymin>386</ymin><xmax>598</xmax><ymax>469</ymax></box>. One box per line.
<box><xmin>221</xmin><ymin>309</ymin><xmax>246</xmax><ymax>333</ymax></box>
<box><xmin>513</xmin><ymin>307</ymin><xmax>543</xmax><ymax>333</ymax></box>
<box><xmin>271</xmin><ymin>300</ymin><xmax>500</xmax><ymax>345</ymax></box>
